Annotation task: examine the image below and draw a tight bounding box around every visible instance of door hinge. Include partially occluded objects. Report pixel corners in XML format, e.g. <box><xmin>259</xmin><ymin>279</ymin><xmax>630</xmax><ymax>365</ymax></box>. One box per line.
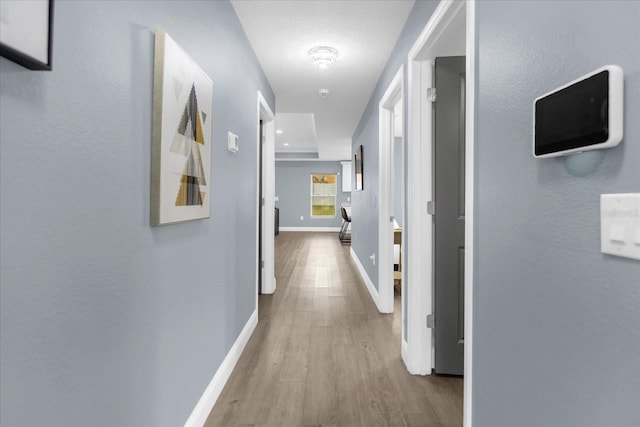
<box><xmin>427</xmin><ymin>314</ymin><xmax>434</xmax><ymax>328</ymax></box>
<box><xmin>427</xmin><ymin>87</ymin><xmax>437</xmax><ymax>102</ymax></box>
<box><xmin>390</xmin><ymin>215</ymin><xmax>394</xmax><ymax>222</ymax></box>
<box><xmin>261</xmin><ymin>197</ymin><xmax>265</xmax><ymax>206</ymax></box>
<box><xmin>427</xmin><ymin>201</ymin><xmax>435</xmax><ymax>215</ymax></box>
<box><xmin>260</xmin><ymin>260</ymin><xmax>264</xmax><ymax>269</ymax></box>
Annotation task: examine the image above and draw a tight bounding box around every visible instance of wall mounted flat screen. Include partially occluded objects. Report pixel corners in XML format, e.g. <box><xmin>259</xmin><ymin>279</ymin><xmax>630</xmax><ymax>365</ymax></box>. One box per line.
<box><xmin>533</xmin><ymin>65</ymin><xmax>623</xmax><ymax>158</ymax></box>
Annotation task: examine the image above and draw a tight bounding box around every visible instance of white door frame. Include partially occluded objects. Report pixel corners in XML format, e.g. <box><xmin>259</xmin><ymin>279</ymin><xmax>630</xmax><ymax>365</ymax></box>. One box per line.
<box><xmin>405</xmin><ymin>1</ymin><xmax>475</xmax><ymax>426</ymax></box>
<box><xmin>378</xmin><ymin>66</ymin><xmax>404</xmax><ymax>315</ymax></box>
<box><xmin>256</xmin><ymin>91</ymin><xmax>276</xmax><ymax>307</ymax></box>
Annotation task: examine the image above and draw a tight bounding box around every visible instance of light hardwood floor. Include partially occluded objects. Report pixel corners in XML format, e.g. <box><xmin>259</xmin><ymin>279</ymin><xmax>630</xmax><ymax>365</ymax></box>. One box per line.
<box><xmin>205</xmin><ymin>232</ymin><xmax>463</xmax><ymax>426</ymax></box>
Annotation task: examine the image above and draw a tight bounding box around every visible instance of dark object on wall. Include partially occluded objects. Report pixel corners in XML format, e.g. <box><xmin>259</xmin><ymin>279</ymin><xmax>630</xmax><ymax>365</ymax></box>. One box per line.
<box><xmin>533</xmin><ymin>65</ymin><xmax>623</xmax><ymax>158</ymax></box>
<box><xmin>354</xmin><ymin>145</ymin><xmax>363</xmax><ymax>191</ymax></box>
<box><xmin>0</xmin><ymin>0</ymin><xmax>54</xmax><ymax>70</ymax></box>
<box><xmin>274</xmin><ymin>207</ymin><xmax>279</xmax><ymax>235</ymax></box>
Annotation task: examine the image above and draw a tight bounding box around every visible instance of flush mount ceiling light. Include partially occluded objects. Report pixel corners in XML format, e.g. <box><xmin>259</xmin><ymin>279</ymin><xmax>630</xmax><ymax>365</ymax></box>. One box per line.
<box><xmin>276</xmin><ymin>129</ymin><xmax>283</xmax><ymax>134</ymax></box>
<box><xmin>308</xmin><ymin>46</ymin><xmax>338</xmax><ymax>70</ymax></box>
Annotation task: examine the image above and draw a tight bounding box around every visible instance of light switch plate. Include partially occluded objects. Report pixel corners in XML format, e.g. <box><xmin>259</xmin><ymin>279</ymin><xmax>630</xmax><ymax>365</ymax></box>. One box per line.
<box><xmin>601</xmin><ymin>193</ymin><xmax>640</xmax><ymax>260</ymax></box>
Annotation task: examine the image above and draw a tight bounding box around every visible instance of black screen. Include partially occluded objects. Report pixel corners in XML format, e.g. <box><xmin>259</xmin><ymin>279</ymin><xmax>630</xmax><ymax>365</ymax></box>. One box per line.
<box><xmin>535</xmin><ymin>70</ymin><xmax>609</xmax><ymax>156</ymax></box>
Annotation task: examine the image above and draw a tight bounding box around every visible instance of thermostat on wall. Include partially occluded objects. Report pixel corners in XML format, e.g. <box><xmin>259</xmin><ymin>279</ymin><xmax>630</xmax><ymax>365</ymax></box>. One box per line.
<box><xmin>533</xmin><ymin>65</ymin><xmax>623</xmax><ymax>158</ymax></box>
<box><xmin>228</xmin><ymin>132</ymin><xmax>239</xmax><ymax>153</ymax></box>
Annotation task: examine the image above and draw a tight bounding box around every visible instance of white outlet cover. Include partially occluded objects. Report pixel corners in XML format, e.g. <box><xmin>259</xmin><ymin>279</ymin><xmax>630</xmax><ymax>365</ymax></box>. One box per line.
<box><xmin>601</xmin><ymin>193</ymin><xmax>640</xmax><ymax>261</ymax></box>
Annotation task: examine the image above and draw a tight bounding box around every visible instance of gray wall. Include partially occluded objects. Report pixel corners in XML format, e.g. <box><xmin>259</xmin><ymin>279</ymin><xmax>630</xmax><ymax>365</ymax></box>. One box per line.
<box><xmin>473</xmin><ymin>1</ymin><xmax>640</xmax><ymax>426</ymax></box>
<box><xmin>0</xmin><ymin>2</ymin><xmax>274</xmax><ymax>426</ymax></box>
<box><xmin>275</xmin><ymin>161</ymin><xmax>350</xmax><ymax>228</ymax></box>
<box><xmin>352</xmin><ymin>1</ymin><xmax>438</xmax><ymax>343</ymax></box>
<box><xmin>352</xmin><ymin>0</ymin><xmax>439</xmax><ymax>290</ymax></box>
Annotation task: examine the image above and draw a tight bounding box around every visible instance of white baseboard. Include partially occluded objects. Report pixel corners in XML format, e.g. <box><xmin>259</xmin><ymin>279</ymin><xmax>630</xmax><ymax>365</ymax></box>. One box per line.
<box><xmin>184</xmin><ymin>309</ymin><xmax>258</xmax><ymax>427</ymax></box>
<box><xmin>262</xmin><ymin>276</ymin><xmax>276</xmax><ymax>294</ymax></box>
<box><xmin>279</xmin><ymin>227</ymin><xmax>340</xmax><ymax>232</ymax></box>
<box><xmin>402</xmin><ymin>339</ymin><xmax>410</xmax><ymax>371</ymax></box>
<box><xmin>350</xmin><ymin>247</ymin><xmax>381</xmax><ymax>311</ymax></box>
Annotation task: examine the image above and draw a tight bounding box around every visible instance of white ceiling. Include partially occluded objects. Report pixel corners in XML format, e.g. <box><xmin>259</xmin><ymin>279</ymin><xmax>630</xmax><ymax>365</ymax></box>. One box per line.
<box><xmin>231</xmin><ymin>0</ymin><xmax>415</xmax><ymax>160</ymax></box>
<box><xmin>275</xmin><ymin>113</ymin><xmax>317</xmax><ymax>153</ymax></box>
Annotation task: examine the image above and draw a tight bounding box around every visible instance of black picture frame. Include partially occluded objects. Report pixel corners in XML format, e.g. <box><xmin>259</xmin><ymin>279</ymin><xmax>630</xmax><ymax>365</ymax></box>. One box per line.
<box><xmin>0</xmin><ymin>0</ymin><xmax>54</xmax><ymax>70</ymax></box>
<box><xmin>354</xmin><ymin>145</ymin><xmax>363</xmax><ymax>191</ymax></box>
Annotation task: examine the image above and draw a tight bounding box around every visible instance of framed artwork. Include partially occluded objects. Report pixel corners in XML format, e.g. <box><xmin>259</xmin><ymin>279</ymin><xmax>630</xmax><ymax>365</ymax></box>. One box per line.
<box><xmin>354</xmin><ymin>145</ymin><xmax>363</xmax><ymax>191</ymax></box>
<box><xmin>0</xmin><ymin>0</ymin><xmax>54</xmax><ymax>70</ymax></box>
<box><xmin>151</xmin><ymin>29</ymin><xmax>213</xmax><ymax>226</ymax></box>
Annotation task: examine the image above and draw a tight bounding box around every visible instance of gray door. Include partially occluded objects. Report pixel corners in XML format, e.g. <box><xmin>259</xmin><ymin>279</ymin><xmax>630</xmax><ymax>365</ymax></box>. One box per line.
<box><xmin>434</xmin><ymin>56</ymin><xmax>465</xmax><ymax>376</ymax></box>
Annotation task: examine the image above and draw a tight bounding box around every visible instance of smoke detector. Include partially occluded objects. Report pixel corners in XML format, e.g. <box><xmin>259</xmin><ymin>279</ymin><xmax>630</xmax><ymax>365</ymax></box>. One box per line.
<box><xmin>319</xmin><ymin>88</ymin><xmax>329</xmax><ymax>98</ymax></box>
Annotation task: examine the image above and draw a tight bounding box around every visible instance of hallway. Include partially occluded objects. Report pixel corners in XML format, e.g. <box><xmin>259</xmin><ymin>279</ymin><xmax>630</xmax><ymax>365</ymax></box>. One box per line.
<box><xmin>206</xmin><ymin>232</ymin><xmax>462</xmax><ymax>426</ymax></box>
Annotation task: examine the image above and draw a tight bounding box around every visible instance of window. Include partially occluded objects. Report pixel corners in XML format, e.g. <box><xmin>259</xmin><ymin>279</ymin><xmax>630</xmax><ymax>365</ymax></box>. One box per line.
<box><xmin>310</xmin><ymin>174</ymin><xmax>337</xmax><ymax>217</ymax></box>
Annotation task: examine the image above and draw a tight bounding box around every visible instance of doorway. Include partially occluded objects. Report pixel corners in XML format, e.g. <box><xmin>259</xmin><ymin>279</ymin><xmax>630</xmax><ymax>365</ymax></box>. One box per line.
<box><xmin>392</xmin><ymin>99</ymin><xmax>404</xmax><ymax>295</ymax></box>
<box><xmin>377</xmin><ymin>66</ymin><xmax>404</xmax><ymax>315</ymax></box>
<box><xmin>257</xmin><ymin>92</ymin><xmax>276</xmax><ymax>305</ymax></box>
<box><xmin>259</xmin><ymin>119</ymin><xmax>264</xmax><ymax>295</ymax></box>
<box><xmin>406</xmin><ymin>1</ymin><xmax>475</xmax><ymax>425</ymax></box>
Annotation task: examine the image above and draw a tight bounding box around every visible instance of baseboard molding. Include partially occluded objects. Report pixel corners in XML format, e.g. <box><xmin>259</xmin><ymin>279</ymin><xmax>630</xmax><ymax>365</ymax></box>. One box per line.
<box><xmin>350</xmin><ymin>247</ymin><xmax>381</xmax><ymax>311</ymax></box>
<box><xmin>184</xmin><ymin>309</ymin><xmax>258</xmax><ymax>427</ymax></box>
<box><xmin>279</xmin><ymin>227</ymin><xmax>340</xmax><ymax>232</ymax></box>
<box><xmin>402</xmin><ymin>339</ymin><xmax>410</xmax><ymax>371</ymax></box>
<box><xmin>262</xmin><ymin>276</ymin><xmax>276</xmax><ymax>294</ymax></box>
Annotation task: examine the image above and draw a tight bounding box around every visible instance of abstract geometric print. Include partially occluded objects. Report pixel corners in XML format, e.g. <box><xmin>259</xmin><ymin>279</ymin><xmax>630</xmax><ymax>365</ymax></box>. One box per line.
<box><xmin>151</xmin><ymin>29</ymin><xmax>212</xmax><ymax>226</ymax></box>
<box><xmin>171</xmin><ymin>84</ymin><xmax>207</xmax><ymax>206</ymax></box>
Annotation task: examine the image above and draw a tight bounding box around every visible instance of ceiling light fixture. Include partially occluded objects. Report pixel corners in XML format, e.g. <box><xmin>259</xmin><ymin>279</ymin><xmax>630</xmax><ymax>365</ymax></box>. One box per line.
<box><xmin>308</xmin><ymin>46</ymin><xmax>338</xmax><ymax>70</ymax></box>
<box><xmin>283</xmin><ymin>143</ymin><xmax>289</xmax><ymax>146</ymax></box>
<box><xmin>276</xmin><ymin>130</ymin><xmax>283</xmax><ymax>134</ymax></box>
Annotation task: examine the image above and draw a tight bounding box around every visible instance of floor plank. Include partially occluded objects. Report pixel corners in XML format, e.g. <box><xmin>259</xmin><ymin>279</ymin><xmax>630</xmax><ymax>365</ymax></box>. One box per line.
<box><xmin>205</xmin><ymin>232</ymin><xmax>462</xmax><ymax>426</ymax></box>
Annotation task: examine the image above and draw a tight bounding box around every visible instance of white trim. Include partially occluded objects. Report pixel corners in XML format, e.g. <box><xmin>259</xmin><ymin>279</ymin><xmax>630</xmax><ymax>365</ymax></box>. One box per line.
<box><xmin>183</xmin><ymin>309</ymin><xmax>258</xmax><ymax>427</ymax></box>
<box><xmin>406</xmin><ymin>1</ymin><xmax>475</xmax><ymax>425</ymax></box>
<box><xmin>377</xmin><ymin>65</ymin><xmax>404</xmax><ymax>315</ymax></box>
<box><xmin>402</xmin><ymin>339</ymin><xmax>409</xmax><ymax>367</ymax></box>
<box><xmin>279</xmin><ymin>227</ymin><xmax>341</xmax><ymax>232</ymax></box>
<box><xmin>405</xmin><ymin>55</ymin><xmax>428</xmax><ymax>375</ymax></box>
<box><xmin>463</xmin><ymin>2</ymin><xmax>476</xmax><ymax>426</ymax></box>
<box><xmin>350</xmin><ymin>247</ymin><xmax>381</xmax><ymax>311</ymax></box>
<box><xmin>275</xmin><ymin>158</ymin><xmax>350</xmax><ymax>162</ymax></box>
<box><xmin>257</xmin><ymin>92</ymin><xmax>276</xmax><ymax>296</ymax></box>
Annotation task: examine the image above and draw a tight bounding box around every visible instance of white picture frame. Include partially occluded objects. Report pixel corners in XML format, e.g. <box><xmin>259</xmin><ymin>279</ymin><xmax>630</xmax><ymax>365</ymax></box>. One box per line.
<box><xmin>151</xmin><ymin>29</ymin><xmax>213</xmax><ymax>226</ymax></box>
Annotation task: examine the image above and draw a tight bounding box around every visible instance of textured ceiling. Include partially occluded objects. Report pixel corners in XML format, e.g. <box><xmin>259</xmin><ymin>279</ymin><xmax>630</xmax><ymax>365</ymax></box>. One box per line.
<box><xmin>231</xmin><ymin>0</ymin><xmax>415</xmax><ymax>160</ymax></box>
